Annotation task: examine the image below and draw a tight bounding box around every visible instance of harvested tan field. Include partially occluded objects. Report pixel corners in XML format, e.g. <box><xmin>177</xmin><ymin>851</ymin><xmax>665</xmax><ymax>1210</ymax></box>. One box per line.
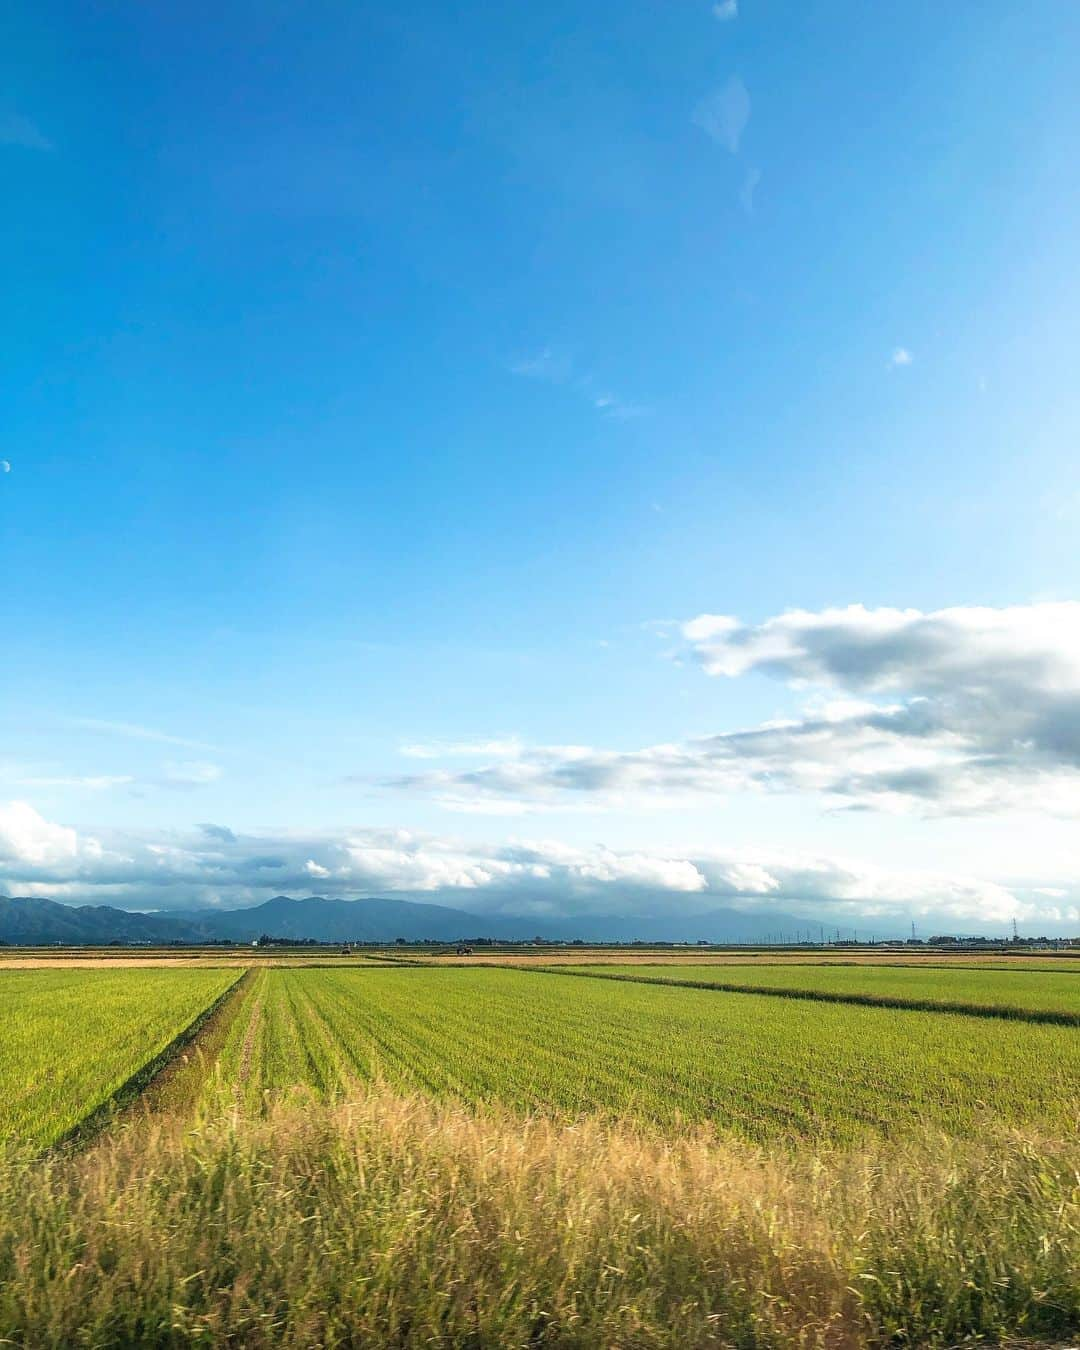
<box><xmin>0</xmin><ymin>955</ymin><xmax>391</xmax><ymax>970</ymax></box>
<box><xmin>0</xmin><ymin>956</ymin><xmax>243</xmax><ymax>969</ymax></box>
<box><xmin>442</xmin><ymin>950</ymin><xmax>1078</xmax><ymax>970</ymax></box>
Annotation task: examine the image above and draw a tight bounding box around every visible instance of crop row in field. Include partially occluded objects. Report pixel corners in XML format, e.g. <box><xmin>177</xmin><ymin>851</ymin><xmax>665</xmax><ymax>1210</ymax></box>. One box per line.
<box><xmin>563</xmin><ymin>961</ymin><xmax>1080</xmax><ymax>1020</ymax></box>
<box><xmin>0</xmin><ymin>968</ymin><xmax>240</xmax><ymax>1146</ymax></box>
<box><xmin>199</xmin><ymin>967</ymin><xmax>1080</xmax><ymax>1142</ymax></box>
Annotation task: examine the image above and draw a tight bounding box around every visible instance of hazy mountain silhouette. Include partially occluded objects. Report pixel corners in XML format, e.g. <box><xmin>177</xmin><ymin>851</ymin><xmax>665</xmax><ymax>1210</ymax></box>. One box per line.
<box><xmin>0</xmin><ymin>893</ymin><xmax>858</xmax><ymax>946</ymax></box>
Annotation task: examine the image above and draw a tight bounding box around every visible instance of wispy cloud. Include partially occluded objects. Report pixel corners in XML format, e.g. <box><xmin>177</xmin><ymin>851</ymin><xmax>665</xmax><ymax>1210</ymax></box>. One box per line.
<box><xmin>159</xmin><ymin>760</ymin><xmax>223</xmax><ymax>789</ymax></box>
<box><xmin>508</xmin><ymin>348</ymin><xmax>573</xmax><ymax>383</ymax></box>
<box><xmin>7</xmin><ymin>758</ymin><xmax>223</xmax><ymax>796</ymax></box>
<box><xmin>16</xmin><ymin>775</ymin><xmax>134</xmax><ymax>792</ymax></box>
<box><xmin>586</xmin><ymin>389</ymin><xmax>648</xmax><ymax>421</ymax></box>
<box><xmin>69</xmin><ymin>718</ymin><xmax>216</xmax><ymax>752</ymax></box>
<box><xmin>693</xmin><ymin>77</ymin><xmax>750</xmax><ymax>153</ymax></box>
<box><xmin>401</xmin><ymin>738</ymin><xmax>523</xmax><ymax>760</ymax></box>
<box><xmin>739</xmin><ymin>167</ymin><xmax>761</xmax><ymax>215</ymax></box>
<box><xmin>889</xmin><ymin>347</ymin><xmax>913</xmax><ymax>368</ymax></box>
<box><xmin>508</xmin><ymin>349</ymin><xmax>648</xmax><ymax>421</ymax></box>
<box><xmin>713</xmin><ymin>0</ymin><xmax>738</xmax><ymax>20</ymax></box>
<box><xmin>0</xmin><ymin>114</ymin><xmax>53</xmax><ymax>152</ymax></box>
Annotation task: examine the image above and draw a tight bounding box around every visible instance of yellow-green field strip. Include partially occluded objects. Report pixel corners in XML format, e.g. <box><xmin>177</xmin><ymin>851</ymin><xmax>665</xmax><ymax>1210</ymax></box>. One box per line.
<box><xmin>511</xmin><ymin>961</ymin><xmax>1080</xmax><ymax>1025</ymax></box>
<box><xmin>0</xmin><ymin>968</ymin><xmax>243</xmax><ymax>1147</ymax></box>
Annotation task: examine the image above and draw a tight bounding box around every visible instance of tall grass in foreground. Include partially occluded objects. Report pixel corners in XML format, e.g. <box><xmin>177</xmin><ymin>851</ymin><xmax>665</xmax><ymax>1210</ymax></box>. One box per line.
<box><xmin>0</xmin><ymin>1092</ymin><xmax>1076</xmax><ymax>1348</ymax></box>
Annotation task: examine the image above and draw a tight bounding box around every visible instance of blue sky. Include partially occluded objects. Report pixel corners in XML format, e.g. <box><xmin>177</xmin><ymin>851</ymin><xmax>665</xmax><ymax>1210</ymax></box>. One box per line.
<box><xmin>3</xmin><ymin>1</ymin><xmax>1080</xmax><ymax>931</ymax></box>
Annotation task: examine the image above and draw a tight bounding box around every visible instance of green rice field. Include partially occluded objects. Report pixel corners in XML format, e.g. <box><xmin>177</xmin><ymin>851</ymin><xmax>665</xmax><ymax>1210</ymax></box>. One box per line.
<box><xmin>2</xmin><ymin>964</ymin><xmax>1078</xmax><ymax>1147</ymax></box>
<box><xmin>193</xmin><ymin>966</ymin><xmax>1080</xmax><ymax>1142</ymax></box>
<box><xmin>2</xmin><ymin>963</ymin><xmax>1078</xmax><ymax>1147</ymax></box>
<box><xmin>0</xmin><ymin>967</ymin><xmax>239</xmax><ymax>1146</ymax></box>
<box><xmin>570</xmin><ymin>960</ymin><xmax>1080</xmax><ymax>1019</ymax></box>
<box><xmin>1</xmin><ymin>958</ymin><xmax>1078</xmax><ymax>1346</ymax></box>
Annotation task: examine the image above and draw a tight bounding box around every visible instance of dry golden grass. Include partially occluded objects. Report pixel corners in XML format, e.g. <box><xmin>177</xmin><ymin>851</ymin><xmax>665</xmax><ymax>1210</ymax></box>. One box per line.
<box><xmin>0</xmin><ymin>1090</ymin><xmax>1075</xmax><ymax>1348</ymax></box>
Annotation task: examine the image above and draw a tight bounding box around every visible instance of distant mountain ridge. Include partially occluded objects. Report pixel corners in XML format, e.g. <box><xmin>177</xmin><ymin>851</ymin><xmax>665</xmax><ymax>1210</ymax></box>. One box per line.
<box><xmin>0</xmin><ymin>896</ymin><xmax>202</xmax><ymax>946</ymax></box>
<box><xmin>0</xmin><ymin>893</ymin><xmax>863</xmax><ymax>946</ymax></box>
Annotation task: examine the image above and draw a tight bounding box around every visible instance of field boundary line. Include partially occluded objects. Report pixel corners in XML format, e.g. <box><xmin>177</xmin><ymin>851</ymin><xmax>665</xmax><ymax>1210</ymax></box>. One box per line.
<box><xmin>499</xmin><ymin>965</ymin><xmax>1080</xmax><ymax>1027</ymax></box>
<box><xmin>142</xmin><ymin>967</ymin><xmax>262</xmax><ymax>1119</ymax></box>
<box><xmin>51</xmin><ymin>969</ymin><xmax>251</xmax><ymax>1154</ymax></box>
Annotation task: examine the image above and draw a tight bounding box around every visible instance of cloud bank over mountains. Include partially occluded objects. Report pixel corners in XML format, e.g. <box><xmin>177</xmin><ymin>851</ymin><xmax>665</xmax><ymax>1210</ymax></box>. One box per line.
<box><xmin>4</xmin><ymin>604</ymin><xmax>1080</xmax><ymax>931</ymax></box>
<box><xmin>0</xmin><ymin>800</ymin><xmax>1072</xmax><ymax>930</ymax></box>
<box><xmin>390</xmin><ymin>604</ymin><xmax>1080</xmax><ymax>818</ymax></box>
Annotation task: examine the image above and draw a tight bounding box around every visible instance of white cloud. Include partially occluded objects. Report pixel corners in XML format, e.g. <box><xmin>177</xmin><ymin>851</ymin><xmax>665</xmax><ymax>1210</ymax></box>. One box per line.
<box><xmin>681</xmin><ymin>601</ymin><xmax>1080</xmax><ymax>813</ymax></box>
<box><xmin>0</xmin><ymin>114</ymin><xmax>52</xmax><ymax>152</ymax></box>
<box><xmin>693</xmin><ymin>77</ymin><xmax>750</xmax><ymax>153</ymax></box>
<box><xmin>682</xmin><ymin>602</ymin><xmax>1080</xmax><ymax>691</ymax></box>
<box><xmin>388</xmin><ymin>603</ymin><xmax>1080</xmax><ymax>819</ymax></box>
<box><xmin>889</xmin><ymin>347</ymin><xmax>913</xmax><ymax>368</ymax></box>
<box><xmin>713</xmin><ymin>0</ymin><xmax>738</xmax><ymax>20</ymax></box>
<box><xmin>0</xmin><ymin>802</ymin><xmax>79</xmax><ymax>867</ymax></box>
<box><xmin>0</xmin><ymin>460</ymin><xmax>10</xmax><ymax>474</ymax></box>
<box><xmin>0</xmin><ymin>802</ymin><xmax>1058</xmax><ymax>929</ymax></box>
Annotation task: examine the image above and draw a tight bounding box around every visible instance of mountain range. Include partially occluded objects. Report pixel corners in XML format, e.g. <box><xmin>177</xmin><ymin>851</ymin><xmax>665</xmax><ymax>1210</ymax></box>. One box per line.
<box><xmin>0</xmin><ymin>894</ymin><xmax>853</xmax><ymax>946</ymax></box>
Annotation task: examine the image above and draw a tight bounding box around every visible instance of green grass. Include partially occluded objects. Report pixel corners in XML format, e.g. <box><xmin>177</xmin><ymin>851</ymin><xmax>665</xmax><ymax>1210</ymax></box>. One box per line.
<box><xmin>202</xmin><ymin>967</ymin><xmax>1080</xmax><ymax>1142</ymax></box>
<box><xmin>0</xmin><ymin>968</ymin><xmax>240</xmax><ymax>1146</ymax></box>
<box><xmin>569</xmin><ymin>961</ymin><xmax>1080</xmax><ymax>1020</ymax></box>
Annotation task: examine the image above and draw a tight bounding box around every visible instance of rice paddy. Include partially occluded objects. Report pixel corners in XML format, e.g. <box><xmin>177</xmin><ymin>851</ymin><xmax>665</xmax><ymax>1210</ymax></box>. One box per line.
<box><xmin>0</xmin><ymin>954</ymin><xmax>1077</xmax><ymax>1346</ymax></box>
<box><xmin>188</xmin><ymin>966</ymin><xmax>1080</xmax><ymax>1142</ymax></box>
<box><xmin>0</xmin><ymin>967</ymin><xmax>240</xmax><ymax>1147</ymax></box>
<box><xmin>567</xmin><ymin>960</ymin><xmax>1080</xmax><ymax>1021</ymax></box>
